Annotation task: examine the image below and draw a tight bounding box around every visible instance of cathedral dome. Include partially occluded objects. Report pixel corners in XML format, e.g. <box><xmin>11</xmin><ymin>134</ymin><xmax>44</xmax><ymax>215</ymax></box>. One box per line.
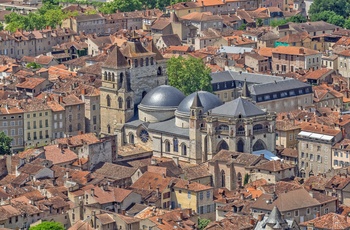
<box><xmin>176</xmin><ymin>91</ymin><xmax>223</xmax><ymax>115</ymax></box>
<box><xmin>139</xmin><ymin>85</ymin><xmax>185</xmax><ymax>108</ymax></box>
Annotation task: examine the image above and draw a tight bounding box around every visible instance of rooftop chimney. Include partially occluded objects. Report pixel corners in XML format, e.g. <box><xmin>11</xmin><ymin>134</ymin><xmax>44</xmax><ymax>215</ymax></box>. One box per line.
<box><xmin>91</xmin><ymin>188</ymin><xmax>95</xmax><ymax>197</ymax></box>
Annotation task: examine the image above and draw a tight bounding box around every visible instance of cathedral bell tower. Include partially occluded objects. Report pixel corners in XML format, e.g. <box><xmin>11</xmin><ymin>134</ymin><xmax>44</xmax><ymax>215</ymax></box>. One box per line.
<box><xmin>189</xmin><ymin>92</ymin><xmax>204</xmax><ymax>164</ymax></box>
<box><xmin>100</xmin><ymin>45</ymin><xmax>133</xmax><ymax>136</ymax></box>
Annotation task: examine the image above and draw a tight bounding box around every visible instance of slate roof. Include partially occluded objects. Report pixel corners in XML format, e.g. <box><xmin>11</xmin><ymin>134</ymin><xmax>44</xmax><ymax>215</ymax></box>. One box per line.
<box><xmin>289</xmin><ymin>21</ymin><xmax>339</xmax><ymax>33</ymax></box>
<box><xmin>160</xmin><ymin>34</ymin><xmax>182</xmax><ymax>47</ymax></box>
<box><xmin>75</xmin><ymin>14</ymin><xmax>105</xmax><ymax>22</ymax></box>
<box><xmin>102</xmin><ymin>45</ymin><xmax>129</xmax><ymax>69</ymax></box>
<box><xmin>94</xmin><ymin>162</ymin><xmax>138</xmax><ymax>180</ymax></box>
<box><xmin>249</xmin><ymin>78</ymin><xmax>310</xmax><ymax>95</ymax></box>
<box><xmin>139</xmin><ymin>85</ymin><xmax>185</xmax><ymax>108</ymax></box>
<box><xmin>176</xmin><ymin>91</ymin><xmax>223</xmax><ymax>115</ymax></box>
<box><xmin>211</xmin><ymin>70</ymin><xmax>284</xmax><ymax>84</ymax></box>
<box><xmin>148</xmin><ymin>118</ymin><xmax>190</xmax><ymax>138</ymax></box>
<box><xmin>183</xmin><ymin>164</ymin><xmax>211</xmax><ymax>181</ymax></box>
<box><xmin>251</xmin><ymin>188</ymin><xmax>337</xmax><ymax>212</ymax></box>
<box><xmin>211</xmin><ymin>97</ymin><xmax>266</xmax><ymax>117</ymax></box>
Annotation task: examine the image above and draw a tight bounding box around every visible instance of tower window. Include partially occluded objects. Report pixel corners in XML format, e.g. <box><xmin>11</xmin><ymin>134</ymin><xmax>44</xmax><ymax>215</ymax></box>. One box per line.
<box><xmin>106</xmin><ymin>95</ymin><xmax>111</xmax><ymax>107</ymax></box>
<box><xmin>118</xmin><ymin>97</ymin><xmax>123</xmax><ymax>109</ymax></box>
<box><xmin>126</xmin><ymin>97</ymin><xmax>132</xmax><ymax>109</ymax></box>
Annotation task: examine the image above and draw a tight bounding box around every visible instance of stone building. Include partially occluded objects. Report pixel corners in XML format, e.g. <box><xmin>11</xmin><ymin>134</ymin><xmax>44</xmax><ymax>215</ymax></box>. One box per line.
<box><xmin>298</xmin><ymin>123</ymin><xmax>343</xmax><ymax>177</ymax></box>
<box><xmin>0</xmin><ymin>102</ymin><xmax>24</xmax><ymax>153</ymax></box>
<box><xmin>272</xmin><ymin>46</ymin><xmax>322</xmax><ymax>73</ymax></box>
<box><xmin>208</xmin><ymin>150</ymin><xmax>266</xmax><ymax>190</ymax></box>
<box><xmin>119</xmin><ymin>85</ymin><xmax>276</xmax><ymax>164</ymax></box>
<box><xmin>22</xmin><ymin>98</ymin><xmax>52</xmax><ymax>148</ymax></box>
<box><xmin>0</xmin><ymin>29</ymin><xmax>75</xmax><ymax>59</ymax></box>
<box><xmin>249</xmin><ymin>78</ymin><xmax>313</xmax><ymax>113</ymax></box>
<box><xmin>62</xmin><ymin>14</ymin><xmax>106</xmax><ymax>34</ymax></box>
<box><xmin>100</xmin><ymin>34</ymin><xmax>167</xmax><ymax>135</ymax></box>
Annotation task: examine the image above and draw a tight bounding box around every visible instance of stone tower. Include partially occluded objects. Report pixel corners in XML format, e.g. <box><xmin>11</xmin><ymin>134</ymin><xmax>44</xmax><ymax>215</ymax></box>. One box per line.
<box><xmin>100</xmin><ymin>45</ymin><xmax>133</xmax><ymax>135</ymax></box>
<box><xmin>100</xmin><ymin>31</ymin><xmax>168</xmax><ymax>136</ymax></box>
<box><xmin>189</xmin><ymin>92</ymin><xmax>203</xmax><ymax>164</ymax></box>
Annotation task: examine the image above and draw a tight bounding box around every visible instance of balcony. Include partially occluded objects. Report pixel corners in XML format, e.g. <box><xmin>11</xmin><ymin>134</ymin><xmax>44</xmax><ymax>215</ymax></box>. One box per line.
<box><xmin>253</xmin><ymin>128</ymin><xmax>268</xmax><ymax>135</ymax></box>
<box><xmin>236</xmin><ymin>131</ymin><xmax>246</xmax><ymax>136</ymax></box>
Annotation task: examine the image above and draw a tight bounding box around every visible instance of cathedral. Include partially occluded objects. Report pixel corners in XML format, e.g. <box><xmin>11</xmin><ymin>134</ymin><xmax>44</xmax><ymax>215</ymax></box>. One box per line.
<box><xmin>117</xmin><ymin>85</ymin><xmax>276</xmax><ymax>164</ymax></box>
<box><xmin>100</xmin><ymin>33</ymin><xmax>167</xmax><ymax>135</ymax></box>
<box><xmin>99</xmin><ymin>33</ymin><xmax>276</xmax><ymax>163</ymax></box>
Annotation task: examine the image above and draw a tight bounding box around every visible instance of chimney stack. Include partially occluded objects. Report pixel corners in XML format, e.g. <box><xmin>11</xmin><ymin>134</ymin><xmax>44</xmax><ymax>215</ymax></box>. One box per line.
<box><xmin>91</xmin><ymin>188</ymin><xmax>95</xmax><ymax>197</ymax></box>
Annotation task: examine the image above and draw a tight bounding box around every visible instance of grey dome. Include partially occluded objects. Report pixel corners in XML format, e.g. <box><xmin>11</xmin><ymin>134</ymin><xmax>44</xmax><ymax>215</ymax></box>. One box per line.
<box><xmin>140</xmin><ymin>85</ymin><xmax>185</xmax><ymax>107</ymax></box>
<box><xmin>177</xmin><ymin>91</ymin><xmax>223</xmax><ymax>115</ymax></box>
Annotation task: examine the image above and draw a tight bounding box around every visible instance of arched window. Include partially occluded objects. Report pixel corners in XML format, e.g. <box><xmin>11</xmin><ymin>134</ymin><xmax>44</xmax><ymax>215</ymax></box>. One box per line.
<box><xmin>120</xmin><ymin>72</ymin><xmax>124</xmax><ymax>84</ymax></box>
<box><xmin>107</xmin><ymin>125</ymin><xmax>111</xmax><ymax>134</ymax></box>
<box><xmin>173</xmin><ymin>138</ymin><xmax>178</xmax><ymax>152</ymax></box>
<box><xmin>118</xmin><ymin>97</ymin><xmax>123</xmax><ymax>109</ymax></box>
<box><xmin>126</xmin><ymin>97</ymin><xmax>132</xmax><ymax>109</ymax></box>
<box><xmin>237</xmin><ymin>139</ymin><xmax>244</xmax><ymax>153</ymax></box>
<box><xmin>106</xmin><ymin>95</ymin><xmax>111</xmax><ymax>107</ymax></box>
<box><xmin>112</xmin><ymin>73</ymin><xmax>115</xmax><ymax>82</ymax></box>
<box><xmin>104</xmin><ymin>71</ymin><xmax>107</xmax><ymax>80</ymax></box>
<box><xmin>108</xmin><ymin>72</ymin><xmax>111</xmax><ymax>81</ymax></box>
<box><xmin>134</xmin><ymin>59</ymin><xmax>138</xmax><ymax>68</ymax></box>
<box><xmin>165</xmin><ymin>140</ymin><xmax>170</xmax><ymax>152</ymax></box>
<box><xmin>129</xmin><ymin>133</ymin><xmax>134</xmax><ymax>144</ymax></box>
<box><xmin>181</xmin><ymin>143</ymin><xmax>187</xmax><ymax>156</ymax></box>
<box><xmin>145</xmin><ymin>57</ymin><xmax>149</xmax><ymax>66</ymax></box>
<box><xmin>221</xmin><ymin>170</ymin><xmax>225</xmax><ymax>187</ymax></box>
<box><xmin>140</xmin><ymin>58</ymin><xmax>144</xmax><ymax>67</ymax></box>
<box><xmin>150</xmin><ymin>57</ymin><xmax>154</xmax><ymax>65</ymax></box>
<box><xmin>253</xmin><ymin>124</ymin><xmax>263</xmax><ymax>131</ymax></box>
<box><xmin>157</xmin><ymin>67</ymin><xmax>162</xmax><ymax>76</ymax></box>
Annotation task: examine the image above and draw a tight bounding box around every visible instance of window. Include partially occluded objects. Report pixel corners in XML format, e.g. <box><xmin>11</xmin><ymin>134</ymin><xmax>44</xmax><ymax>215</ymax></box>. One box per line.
<box><xmin>106</xmin><ymin>95</ymin><xmax>111</xmax><ymax>107</ymax></box>
<box><xmin>294</xmin><ymin>210</ymin><xmax>299</xmax><ymax>216</ymax></box>
<box><xmin>206</xmin><ymin>191</ymin><xmax>210</xmax><ymax>199</ymax></box>
<box><xmin>187</xmin><ymin>191</ymin><xmax>191</xmax><ymax>199</ymax></box>
<box><xmin>181</xmin><ymin>144</ymin><xmax>187</xmax><ymax>156</ymax></box>
<box><xmin>199</xmin><ymin>192</ymin><xmax>203</xmax><ymax>200</ymax></box>
<box><xmin>2</xmin><ymin>121</ymin><xmax>7</xmax><ymax>126</ymax></box>
<box><xmin>173</xmin><ymin>138</ymin><xmax>178</xmax><ymax>152</ymax></box>
<box><xmin>165</xmin><ymin>140</ymin><xmax>170</xmax><ymax>152</ymax></box>
<box><xmin>118</xmin><ymin>97</ymin><xmax>123</xmax><ymax>109</ymax></box>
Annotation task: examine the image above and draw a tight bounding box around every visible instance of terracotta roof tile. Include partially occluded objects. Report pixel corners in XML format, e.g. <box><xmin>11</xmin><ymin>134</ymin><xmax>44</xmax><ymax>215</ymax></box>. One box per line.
<box><xmin>44</xmin><ymin>145</ymin><xmax>78</xmax><ymax>165</ymax></box>
<box><xmin>300</xmin><ymin>213</ymin><xmax>350</xmax><ymax>229</ymax></box>
<box><xmin>272</xmin><ymin>46</ymin><xmax>319</xmax><ymax>55</ymax></box>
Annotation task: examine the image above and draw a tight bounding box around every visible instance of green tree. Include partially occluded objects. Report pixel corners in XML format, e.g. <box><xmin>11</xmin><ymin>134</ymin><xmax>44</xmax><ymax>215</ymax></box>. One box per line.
<box><xmin>167</xmin><ymin>56</ymin><xmax>212</xmax><ymax>95</ymax></box>
<box><xmin>309</xmin><ymin>0</ymin><xmax>350</xmax><ymax>18</ymax></box>
<box><xmin>198</xmin><ymin>218</ymin><xmax>211</xmax><ymax>230</ymax></box>
<box><xmin>99</xmin><ymin>0</ymin><xmax>142</xmax><ymax>13</ymax></box>
<box><xmin>85</xmin><ymin>9</ymin><xmax>98</xmax><ymax>15</ymax></box>
<box><xmin>26</xmin><ymin>62</ymin><xmax>42</xmax><ymax>69</ymax></box>
<box><xmin>238</xmin><ymin>23</ymin><xmax>246</xmax><ymax>30</ymax></box>
<box><xmin>344</xmin><ymin>18</ymin><xmax>350</xmax><ymax>29</ymax></box>
<box><xmin>29</xmin><ymin>221</ymin><xmax>65</xmax><ymax>230</ymax></box>
<box><xmin>244</xmin><ymin>173</ymin><xmax>250</xmax><ymax>185</ymax></box>
<box><xmin>288</xmin><ymin>15</ymin><xmax>307</xmax><ymax>23</ymax></box>
<box><xmin>256</xmin><ymin>18</ymin><xmax>263</xmax><ymax>27</ymax></box>
<box><xmin>310</xmin><ymin>10</ymin><xmax>345</xmax><ymax>26</ymax></box>
<box><xmin>270</xmin><ymin>19</ymin><xmax>288</xmax><ymax>27</ymax></box>
<box><xmin>0</xmin><ymin>132</ymin><xmax>12</xmax><ymax>155</ymax></box>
